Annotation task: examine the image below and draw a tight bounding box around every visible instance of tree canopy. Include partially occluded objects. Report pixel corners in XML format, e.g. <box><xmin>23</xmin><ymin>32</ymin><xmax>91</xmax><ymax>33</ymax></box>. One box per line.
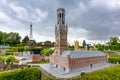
<box><xmin>22</xmin><ymin>35</ymin><xmax>29</xmax><ymax>46</ymax></box>
<box><xmin>0</xmin><ymin>31</ymin><xmax>21</xmax><ymax>46</ymax></box>
<box><xmin>41</xmin><ymin>48</ymin><xmax>54</xmax><ymax>56</ymax></box>
<box><xmin>82</xmin><ymin>40</ymin><xmax>86</xmax><ymax>48</ymax></box>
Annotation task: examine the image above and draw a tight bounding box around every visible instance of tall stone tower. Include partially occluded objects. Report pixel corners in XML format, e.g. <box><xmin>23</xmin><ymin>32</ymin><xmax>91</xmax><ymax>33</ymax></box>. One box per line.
<box><xmin>54</xmin><ymin>8</ymin><xmax>68</xmax><ymax>56</ymax></box>
<box><xmin>29</xmin><ymin>22</ymin><xmax>33</xmax><ymax>40</ymax></box>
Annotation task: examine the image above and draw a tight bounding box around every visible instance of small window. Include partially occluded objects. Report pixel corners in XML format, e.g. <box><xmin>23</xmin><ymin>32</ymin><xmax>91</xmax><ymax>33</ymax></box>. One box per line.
<box><xmin>63</xmin><ymin>67</ymin><xmax>65</xmax><ymax>71</ymax></box>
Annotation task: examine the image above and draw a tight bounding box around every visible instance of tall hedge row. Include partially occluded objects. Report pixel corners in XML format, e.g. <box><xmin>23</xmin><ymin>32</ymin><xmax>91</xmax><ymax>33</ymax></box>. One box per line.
<box><xmin>0</xmin><ymin>67</ymin><xmax>41</xmax><ymax>80</ymax></box>
<box><xmin>109</xmin><ymin>55</ymin><xmax>120</xmax><ymax>63</ymax></box>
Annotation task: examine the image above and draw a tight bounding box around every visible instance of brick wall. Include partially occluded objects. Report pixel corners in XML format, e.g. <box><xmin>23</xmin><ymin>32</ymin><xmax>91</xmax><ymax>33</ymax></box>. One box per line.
<box><xmin>32</xmin><ymin>54</ymin><xmax>45</xmax><ymax>62</ymax></box>
<box><xmin>69</xmin><ymin>55</ymin><xmax>107</xmax><ymax>68</ymax></box>
<box><xmin>50</xmin><ymin>55</ymin><xmax>107</xmax><ymax>69</ymax></box>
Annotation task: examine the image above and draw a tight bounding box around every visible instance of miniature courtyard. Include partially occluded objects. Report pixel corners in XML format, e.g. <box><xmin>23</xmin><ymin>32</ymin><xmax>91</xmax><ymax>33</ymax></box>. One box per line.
<box><xmin>39</xmin><ymin>63</ymin><xmax>114</xmax><ymax>78</ymax></box>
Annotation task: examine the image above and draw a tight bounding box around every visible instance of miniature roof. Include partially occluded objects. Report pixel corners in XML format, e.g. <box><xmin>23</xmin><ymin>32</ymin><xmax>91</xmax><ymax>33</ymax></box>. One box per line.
<box><xmin>61</xmin><ymin>50</ymin><xmax>106</xmax><ymax>58</ymax></box>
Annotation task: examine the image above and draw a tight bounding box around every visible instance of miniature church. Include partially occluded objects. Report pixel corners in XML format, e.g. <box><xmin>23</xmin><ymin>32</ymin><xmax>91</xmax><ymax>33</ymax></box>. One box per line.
<box><xmin>50</xmin><ymin>8</ymin><xmax>108</xmax><ymax>73</ymax></box>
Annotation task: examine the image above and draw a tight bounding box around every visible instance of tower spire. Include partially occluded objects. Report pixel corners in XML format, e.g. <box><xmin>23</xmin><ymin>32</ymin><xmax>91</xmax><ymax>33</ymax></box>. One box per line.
<box><xmin>29</xmin><ymin>22</ymin><xmax>33</xmax><ymax>40</ymax></box>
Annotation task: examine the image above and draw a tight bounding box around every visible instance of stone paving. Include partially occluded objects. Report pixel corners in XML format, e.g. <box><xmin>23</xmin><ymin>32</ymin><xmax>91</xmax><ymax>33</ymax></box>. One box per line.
<box><xmin>39</xmin><ymin>63</ymin><xmax>115</xmax><ymax>78</ymax></box>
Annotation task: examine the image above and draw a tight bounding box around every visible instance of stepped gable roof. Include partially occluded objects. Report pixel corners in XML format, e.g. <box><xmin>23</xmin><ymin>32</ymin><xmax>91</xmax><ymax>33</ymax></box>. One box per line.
<box><xmin>61</xmin><ymin>51</ymin><xmax>106</xmax><ymax>58</ymax></box>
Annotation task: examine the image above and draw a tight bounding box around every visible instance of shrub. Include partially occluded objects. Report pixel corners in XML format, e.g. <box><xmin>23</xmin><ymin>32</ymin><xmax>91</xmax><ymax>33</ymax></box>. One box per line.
<box><xmin>17</xmin><ymin>47</ymin><xmax>24</xmax><ymax>52</ymax></box>
<box><xmin>24</xmin><ymin>48</ymin><xmax>32</xmax><ymax>51</ymax></box>
<box><xmin>31</xmin><ymin>48</ymin><xmax>43</xmax><ymax>54</ymax></box>
<box><xmin>109</xmin><ymin>55</ymin><xmax>120</xmax><ymax>63</ymax></box>
<box><xmin>5</xmin><ymin>55</ymin><xmax>17</xmax><ymax>64</ymax></box>
<box><xmin>41</xmin><ymin>48</ymin><xmax>54</xmax><ymax>56</ymax></box>
<box><xmin>5</xmin><ymin>52</ymin><xmax>14</xmax><ymax>55</ymax></box>
<box><xmin>0</xmin><ymin>56</ymin><xmax>4</xmax><ymax>62</ymax></box>
<box><xmin>11</xmin><ymin>47</ymin><xmax>18</xmax><ymax>52</ymax></box>
<box><xmin>0</xmin><ymin>67</ymin><xmax>41</xmax><ymax>80</ymax></box>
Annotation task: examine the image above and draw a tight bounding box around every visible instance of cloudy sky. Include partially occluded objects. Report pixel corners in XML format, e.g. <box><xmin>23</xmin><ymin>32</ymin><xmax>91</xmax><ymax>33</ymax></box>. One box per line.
<box><xmin>0</xmin><ymin>0</ymin><xmax>120</xmax><ymax>44</ymax></box>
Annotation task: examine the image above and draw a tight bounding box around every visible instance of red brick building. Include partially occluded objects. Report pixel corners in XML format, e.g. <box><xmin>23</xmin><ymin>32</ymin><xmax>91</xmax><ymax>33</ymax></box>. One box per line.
<box><xmin>50</xmin><ymin>8</ymin><xmax>108</xmax><ymax>73</ymax></box>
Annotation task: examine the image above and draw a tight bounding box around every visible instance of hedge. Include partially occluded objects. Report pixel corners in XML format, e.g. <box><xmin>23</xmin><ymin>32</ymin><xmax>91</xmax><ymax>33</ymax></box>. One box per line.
<box><xmin>5</xmin><ymin>52</ymin><xmax>14</xmax><ymax>55</ymax></box>
<box><xmin>0</xmin><ymin>67</ymin><xmax>41</xmax><ymax>80</ymax></box>
<box><xmin>109</xmin><ymin>55</ymin><xmax>120</xmax><ymax>63</ymax></box>
<box><xmin>73</xmin><ymin>65</ymin><xmax>120</xmax><ymax>80</ymax></box>
<box><xmin>31</xmin><ymin>48</ymin><xmax>43</xmax><ymax>54</ymax></box>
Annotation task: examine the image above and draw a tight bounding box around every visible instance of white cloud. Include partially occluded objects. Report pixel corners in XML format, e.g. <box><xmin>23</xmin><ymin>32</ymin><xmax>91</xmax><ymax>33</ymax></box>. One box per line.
<box><xmin>0</xmin><ymin>11</ymin><xmax>9</xmax><ymax>19</ymax></box>
<box><xmin>0</xmin><ymin>0</ymin><xmax>7</xmax><ymax>5</ymax></box>
<box><xmin>0</xmin><ymin>0</ymin><xmax>120</xmax><ymax>44</ymax></box>
<box><xmin>90</xmin><ymin>0</ymin><xmax>120</xmax><ymax>10</ymax></box>
<box><xmin>31</xmin><ymin>8</ymin><xmax>48</xmax><ymax>23</ymax></box>
<box><xmin>9</xmin><ymin>3</ymin><xmax>28</xmax><ymax>20</ymax></box>
<box><xmin>0</xmin><ymin>11</ymin><xmax>28</xmax><ymax>39</ymax></box>
<box><xmin>106</xmin><ymin>0</ymin><xmax>120</xmax><ymax>9</ymax></box>
<box><xmin>78</xmin><ymin>2</ymin><xmax>87</xmax><ymax>14</ymax></box>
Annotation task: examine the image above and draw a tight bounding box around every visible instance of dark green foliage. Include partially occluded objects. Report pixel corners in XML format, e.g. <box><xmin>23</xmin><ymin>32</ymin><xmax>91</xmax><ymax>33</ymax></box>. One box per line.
<box><xmin>82</xmin><ymin>40</ymin><xmax>86</xmax><ymax>49</ymax></box>
<box><xmin>0</xmin><ymin>56</ymin><xmax>4</xmax><ymax>62</ymax></box>
<box><xmin>96</xmin><ymin>44</ymin><xmax>104</xmax><ymax>51</ymax></box>
<box><xmin>17</xmin><ymin>47</ymin><xmax>24</xmax><ymax>52</ymax></box>
<box><xmin>5</xmin><ymin>55</ymin><xmax>17</xmax><ymax>64</ymax></box>
<box><xmin>31</xmin><ymin>48</ymin><xmax>43</xmax><ymax>54</ymax></box>
<box><xmin>109</xmin><ymin>55</ymin><xmax>120</xmax><ymax>63</ymax></box>
<box><xmin>7</xmin><ymin>32</ymin><xmax>21</xmax><ymax>46</ymax></box>
<box><xmin>22</xmin><ymin>35</ymin><xmax>29</xmax><ymax>46</ymax></box>
<box><xmin>44</xmin><ymin>40</ymin><xmax>51</xmax><ymax>44</ymax></box>
<box><xmin>41</xmin><ymin>48</ymin><xmax>54</xmax><ymax>56</ymax></box>
<box><xmin>5</xmin><ymin>52</ymin><xmax>14</xmax><ymax>55</ymax></box>
<box><xmin>11</xmin><ymin>47</ymin><xmax>25</xmax><ymax>52</ymax></box>
<box><xmin>24</xmin><ymin>48</ymin><xmax>32</xmax><ymax>51</ymax></box>
<box><xmin>68</xmin><ymin>45</ymin><xmax>74</xmax><ymax>50</ymax></box>
<box><xmin>0</xmin><ymin>67</ymin><xmax>41</xmax><ymax>80</ymax></box>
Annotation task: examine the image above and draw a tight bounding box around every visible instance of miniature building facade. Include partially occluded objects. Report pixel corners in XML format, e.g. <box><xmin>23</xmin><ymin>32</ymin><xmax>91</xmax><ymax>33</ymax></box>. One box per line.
<box><xmin>50</xmin><ymin>8</ymin><xmax>108</xmax><ymax>73</ymax></box>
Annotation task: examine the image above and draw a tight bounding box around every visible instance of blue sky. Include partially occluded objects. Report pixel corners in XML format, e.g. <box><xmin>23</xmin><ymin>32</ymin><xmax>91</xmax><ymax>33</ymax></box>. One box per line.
<box><xmin>0</xmin><ymin>0</ymin><xmax>120</xmax><ymax>44</ymax></box>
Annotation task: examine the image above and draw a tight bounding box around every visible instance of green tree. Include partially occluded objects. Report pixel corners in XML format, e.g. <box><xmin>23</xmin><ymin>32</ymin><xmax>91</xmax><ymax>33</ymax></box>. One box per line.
<box><xmin>22</xmin><ymin>35</ymin><xmax>29</xmax><ymax>46</ymax></box>
<box><xmin>41</xmin><ymin>48</ymin><xmax>54</xmax><ymax>56</ymax></box>
<box><xmin>5</xmin><ymin>55</ymin><xmax>17</xmax><ymax>64</ymax></box>
<box><xmin>110</xmin><ymin>37</ymin><xmax>119</xmax><ymax>45</ymax></box>
<box><xmin>0</xmin><ymin>31</ymin><xmax>3</xmax><ymax>45</ymax></box>
<box><xmin>82</xmin><ymin>40</ymin><xmax>86</xmax><ymax>49</ymax></box>
<box><xmin>96</xmin><ymin>44</ymin><xmax>104</xmax><ymax>51</ymax></box>
<box><xmin>44</xmin><ymin>40</ymin><xmax>51</xmax><ymax>44</ymax></box>
<box><xmin>68</xmin><ymin>45</ymin><xmax>74</xmax><ymax>50</ymax></box>
<box><xmin>1</xmin><ymin>32</ymin><xmax>9</xmax><ymax>45</ymax></box>
<box><xmin>8</xmin><ymin>32</ymin><xmax>21</xmax><ymax>46</ymax></box>
<box><xmin>108</xmin><ymin>37</ymin><xmax>120</xmax><ymax>50</ymax></box>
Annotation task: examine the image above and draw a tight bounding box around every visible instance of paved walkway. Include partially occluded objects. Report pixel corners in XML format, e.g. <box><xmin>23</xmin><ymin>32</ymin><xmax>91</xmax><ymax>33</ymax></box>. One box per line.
<box><xmin>39</xmin><ymin>63</ymin><xmax>115</xmax><ymax>78</ymax></box>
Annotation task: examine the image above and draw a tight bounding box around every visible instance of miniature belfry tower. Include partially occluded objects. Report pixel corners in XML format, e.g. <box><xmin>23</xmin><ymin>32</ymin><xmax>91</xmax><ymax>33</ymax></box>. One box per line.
<box><xmin>54</xmin><ymin>8</ymin><xmax>68</xmax><ymax>56</ymax></box>
<box><xmin>74</xmin><ymin>40</ymin><xmax>80</xmax><ymax>50</ymax></box>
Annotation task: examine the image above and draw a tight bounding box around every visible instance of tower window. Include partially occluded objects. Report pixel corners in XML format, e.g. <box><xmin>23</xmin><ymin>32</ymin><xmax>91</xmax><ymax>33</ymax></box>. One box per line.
<box><xmin>60</xmin><ymin>13</ymin><xmax>61</xmax><ymax>18</ymax></box>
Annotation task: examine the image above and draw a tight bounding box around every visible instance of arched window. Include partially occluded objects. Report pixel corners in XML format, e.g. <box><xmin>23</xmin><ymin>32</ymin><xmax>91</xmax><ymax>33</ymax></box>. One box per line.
<box><xmin>60</xmin><ymin>13</ymin><xmax>61</xmax><ymax>18</ymax></box>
